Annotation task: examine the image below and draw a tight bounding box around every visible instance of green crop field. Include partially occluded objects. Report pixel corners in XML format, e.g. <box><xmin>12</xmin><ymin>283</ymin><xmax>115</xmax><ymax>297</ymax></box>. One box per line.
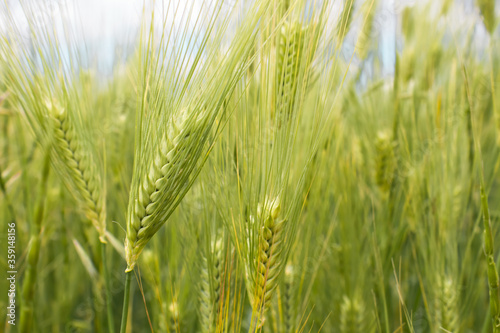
<box><xmin>1</xmin><ymin>0</ymin><xmax>499</xmax><ymax>332</ymax></box>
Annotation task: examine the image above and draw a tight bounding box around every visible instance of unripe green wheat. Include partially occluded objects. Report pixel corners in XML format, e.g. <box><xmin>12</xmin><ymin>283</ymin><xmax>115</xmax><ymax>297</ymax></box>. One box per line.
<box><xmin>436</xmin><ymin>276</ymin><xmax>458</xmax><ymax>332</ymax></box>
<box><xmin>276</xmin><ymin>21</ymin><xmax>307</xmax><ymax>121</ymax></box>
<box><xmin>46</xmin><ymin>98</ymin><xmax>106</xmax><ymax>241</ymax></box>
<box><xmin>200</xmin><ymin>255</ymin><xmax>212</xmax><ymax>333</ymax></box>
<box><xmin>125</xmin><ymin>109</ymin><xmax>206</xmax><ymax>271</ymax></box>
<box><xmin>199</xmin><ymin>236</ymin><xmax>224</xmax><ymax>333</ymax></box>
<box><xmin>247</xmin><ymin>196</ymin><xmax>287</xmax><ymax>325</ymax></box>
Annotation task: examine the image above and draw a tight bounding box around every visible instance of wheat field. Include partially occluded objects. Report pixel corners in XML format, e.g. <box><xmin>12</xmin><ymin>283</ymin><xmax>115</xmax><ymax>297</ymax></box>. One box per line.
<box><xmin>1</xmin><ymin>0</ymin><xmax>499</xmax><ymax>332</ymax></box>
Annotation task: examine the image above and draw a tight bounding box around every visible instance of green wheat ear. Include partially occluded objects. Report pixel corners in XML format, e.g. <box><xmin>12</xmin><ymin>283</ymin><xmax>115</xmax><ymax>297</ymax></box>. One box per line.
<box><xmin>199</xmin><ymin>235</ymin><xmax>224</xmax><ymax>333</ymax></box>
<box><xmin>125</xmin><ymin>108</ymin><xmax>206</xmax><ymax>271</ymax></box>
<box><xmin>246</xmin><ymin>196</ymin><xmax>287</xmax><ymax>325</ymax></box>
<box><xmin>46</xmin><ymin>97</ymin><xmax>106</xmax><ymax>241</ymax></box>
<box><xmin>435</xmin><ymin>276</ymin><xmax>458</xmax><ymax>332</ymax></box>
<box><xmin>276</xmin><ymin>21</ymin><xmax>307</xmax><ymax>121</ymax></box>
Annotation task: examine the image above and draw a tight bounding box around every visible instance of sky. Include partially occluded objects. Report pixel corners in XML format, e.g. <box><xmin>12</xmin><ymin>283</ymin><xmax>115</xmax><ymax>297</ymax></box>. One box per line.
<box><xmin>71</xmin><ymin>0</ymin><xmax>397</xmax><ymax>76</ymax></box>
<box><xmin>2</xmin><ymin>0</ymin><xmax>496</xmax><ymax>78</ymax></box>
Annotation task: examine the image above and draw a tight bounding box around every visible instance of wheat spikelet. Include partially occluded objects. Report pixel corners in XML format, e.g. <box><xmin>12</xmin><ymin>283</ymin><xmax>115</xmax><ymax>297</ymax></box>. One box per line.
<box><xmin>46</xmin><ymin>98</ymin><xmax>106</xmax><ymax>241</ymax></box>
<box><xmin>276</xmin><ymin>21</ymin><xmax>307</xmax><ymax>121</ymax></box>
<box><xmin>199</xmin><ymin>255</ymin><xmax>212</xmax><ymax>333</ymax></box>
<box><xmin>246</xmin><ymin>196</ymin><xmax>287</xmax><ymax>325</ymax></box>
<box><xmin>199</xmin><ymin>236</ymin><xmax>224</xmax><ymax>333</ymax></box>
<box><xmin>125</xmin><ymin>109</ymin><xmax>205</xmax><ymax>271</ymax></box>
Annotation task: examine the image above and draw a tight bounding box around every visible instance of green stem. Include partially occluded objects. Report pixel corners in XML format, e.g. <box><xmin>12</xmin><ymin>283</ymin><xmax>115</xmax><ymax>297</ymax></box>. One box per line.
<box><xmin>19</xmin><ymin>152</ymin><xmax>50</xmax><ymax>333</ymax></box>
<box><xmin>19</xmin><ymin>235</ymin><xmax>39</xmax><ymax>333</ymax></box>
<box><xmin>101</xmin><ymin>242</ymin><xmax>115</xmax><ymax>333</ymax></box>
<box><xmin>120</xmin><ymin>271</ymin><xmax>133</xmax><ymax>333</ymax></box>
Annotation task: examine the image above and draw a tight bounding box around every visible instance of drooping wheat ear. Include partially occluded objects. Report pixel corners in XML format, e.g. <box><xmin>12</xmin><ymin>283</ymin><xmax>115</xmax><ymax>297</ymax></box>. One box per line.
<box><xmin>340</xmin><ymin>295</ymin><xmax>365</xmax><ymax>333</ymax></box>
<box><xmin>247</xmin><ymin>196</ymin><xmax>287</xmax><ymax>325</ymax></box>
<box><xmin>276</xmin><ymin>21</ymin><xmax>307</xmax><ymax>121</ymax></box>
<box><xmin>476</xmin><ymin>0</ymin><xmax>496</xmax><ymax>35</ymax></box>
<box><xmin>282</xmin><ymin>264</ymin><xmax>294</xmax><ymax>333</ymax></box>
<box><xmin>374</xmin><ymin>131</ymin><xmax>395</xmax><ymax>193</ymax></box>
<box><xmin>199</xmin><ymin>235</ymin><xmax>224</xmax><ymax>333</ymax></box>
<box><xmin>435</xmin><ymin>276</ymin><xmax>458</xmax><ymax>332</ymax></box>
<box><xmin>125</xmin><ymin>109</ymin><xmax>205</xmax><ymax>272</ymax></box>
<box><xmin>46</xmin><ymin>98</ymin><xmax>106</xmax><ymax>241</ymax></box>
